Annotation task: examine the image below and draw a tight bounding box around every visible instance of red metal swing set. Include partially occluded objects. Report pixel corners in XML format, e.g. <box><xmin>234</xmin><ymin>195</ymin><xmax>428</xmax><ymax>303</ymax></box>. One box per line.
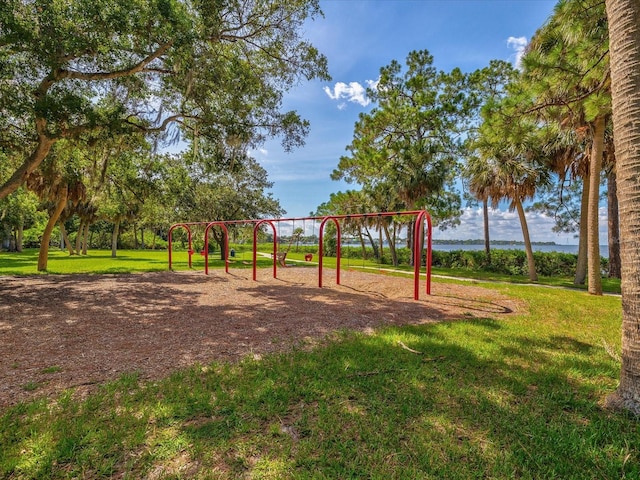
<box><xmin>168</xmin><ymin>210</ymin><xmax>432</xmax><ymax>300</ymax></box>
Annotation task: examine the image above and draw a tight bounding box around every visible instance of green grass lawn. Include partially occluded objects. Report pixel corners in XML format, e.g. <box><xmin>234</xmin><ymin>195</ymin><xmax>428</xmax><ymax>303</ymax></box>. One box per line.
<box><xmin>0</xmin><ymin>248</ymin><xmax>634</xmax><ymax>479</ymax></box>
<box><xmin>0</xmin><ymin>248</ymin><xmax>621</xmax><ymax>295</ymax></box>
<box><xmin>0</xmin><ymin>248</ymin><xmax>276</xmax><ymax>275</ymax></box>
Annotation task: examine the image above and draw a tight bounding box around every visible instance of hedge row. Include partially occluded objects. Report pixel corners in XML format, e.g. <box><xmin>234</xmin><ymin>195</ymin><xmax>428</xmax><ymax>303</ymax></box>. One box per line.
<box><xmin>430</xmin><ymin>249</ymin><xmax>608</xmax><ymax>277</ymax></box>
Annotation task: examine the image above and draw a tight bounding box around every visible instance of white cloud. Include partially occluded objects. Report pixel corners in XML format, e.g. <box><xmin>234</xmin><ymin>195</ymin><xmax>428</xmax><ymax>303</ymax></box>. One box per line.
<box><xmin>323</xmin><ymin>81</ymin><xmax>373</xmax><ymax>108</ymax></box>
<box><xmin>434</xmin><ymin>206</ymin><xmax>609</xmax><ymax>245</ymax></box>
<box><xmin>507</xmin><ymin>36</ymin><xmax>528</xmax><ymax>69</ymax></box>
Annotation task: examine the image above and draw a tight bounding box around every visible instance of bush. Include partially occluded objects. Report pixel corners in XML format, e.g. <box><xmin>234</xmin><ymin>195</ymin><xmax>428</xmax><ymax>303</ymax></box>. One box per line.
<box><xmin>431</xmin><ymin>248</ymin><xmax>605</xmax><ymax>278</ymax></box>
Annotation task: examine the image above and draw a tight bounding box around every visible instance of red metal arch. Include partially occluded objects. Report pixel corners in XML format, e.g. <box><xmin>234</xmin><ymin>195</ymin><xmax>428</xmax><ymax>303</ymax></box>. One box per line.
<box><xmin>203</xmin><ymin>222</ymin><xmax>230</xmax><ymax>275</ymax></box>
<box><xmin>252</xmin><ymin>220</ymin><xmax>278</xmax><ymax>281</ymax></box>
<box><xmin>168</xmin><ymin>210</ymin><xmax>432</xmax><ymax>300</ymax></box>
<box><xmin>168</xmin><ymin>223</ymin><xmax>193</xmax><ymax>270</ymax></box>
<box><xmin>318</xmin><ymin>216</ymin><xmax>342</xmax><ymax>288</ymax></box>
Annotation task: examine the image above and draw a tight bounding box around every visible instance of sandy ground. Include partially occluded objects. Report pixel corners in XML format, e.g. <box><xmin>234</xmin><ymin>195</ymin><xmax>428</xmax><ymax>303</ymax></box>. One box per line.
<box><xmin>0</xmin><ymin>267</ymin><xmax>519</xmax><ymax>407</ymax></box>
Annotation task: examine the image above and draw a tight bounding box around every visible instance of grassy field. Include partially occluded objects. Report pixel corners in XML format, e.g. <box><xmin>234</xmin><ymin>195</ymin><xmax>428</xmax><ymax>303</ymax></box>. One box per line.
<box><xmin>0</xmin><ymin>248</ymin><xmax>622</xmax><ymax>295</ymax></box>
<box><xmin>0</xmin><ymin>248</ymin><xmax>635</xmax><ymax>479</ymax></box>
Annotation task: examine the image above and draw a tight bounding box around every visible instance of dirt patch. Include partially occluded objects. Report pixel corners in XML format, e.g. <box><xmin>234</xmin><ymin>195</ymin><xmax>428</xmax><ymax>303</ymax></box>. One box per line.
<box><xmin>0</xmin><ymin>267</ymin><xmax>519</xmax><ymax>408</ymax></box>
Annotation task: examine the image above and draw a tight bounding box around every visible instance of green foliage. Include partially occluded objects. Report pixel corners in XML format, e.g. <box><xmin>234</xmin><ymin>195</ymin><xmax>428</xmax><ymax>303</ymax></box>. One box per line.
<box><xmin>431</xmin><ymin>248</ymin><xmax>609</xmax><ymax>278</ymax></box>
<box><xmin>522</xmin><ymin>0</ymin><xmax>610</xmax><ymax>123</ymax></box>
<box><xmin>0</xmin><ymin>0</ymin><xmax>329</xmax><ymax>200</ymax></box>
<box><xmin>332</xmin><ymin>49</ymin><xmax>473</xmax><ymax>228</ymax></box>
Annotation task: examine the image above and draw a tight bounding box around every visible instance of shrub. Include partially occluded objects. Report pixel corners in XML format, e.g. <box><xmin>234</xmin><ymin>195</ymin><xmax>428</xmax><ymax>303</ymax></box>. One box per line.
<box><xmin>430</xmin><ymin>248</ymin><xmax>605</xmax><ymax>278</ymax></box>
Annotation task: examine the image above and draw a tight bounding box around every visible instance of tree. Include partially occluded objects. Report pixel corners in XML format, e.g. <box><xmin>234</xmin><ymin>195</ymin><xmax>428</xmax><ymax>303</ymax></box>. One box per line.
<box><xmin>0</xmin><ymin>0</ymin><xmax>329</xmax><ymax>200</ymax></box>
<box><xmin>470</xmin><ymin>97</ymin><xmax>551</xmax><ymax>282</ymax></box>
<box><xmin>522</xmin><ymin>0</ymin><xmax>610</xmax><ymax>294</ymax></box>
<box><xmin>464</xmin><ymin>155</ymin><xmax>493</xmax><ymax>262</ymax></box>
<box><xmin>315</xmin><ymin>190</ymin><xmax>381</xmax><ymax>260</ymax></box>
<box><xmin>173</xmin><ymin>152</ymin><xmax>284</xmax><ymax>255</ymax></box>
<box><xmin>604</xmin><ymin>0</ymin><xmax>640</xmax><ymax>416</ymax></box>
<box><xmin>24</xmin><ymin>140</ymin><xmax>88</xmax><ymax>270</ymax></box>
<box><xmin>332</xmin><ymin>50</ymin><xmax>469</xmax><ymax>229</ymax></box>
<box><xmin>292</xmin><ymin>227</ymin><xmax>304</xmax><ymax>252</ymax></box>
<box><xmin>0</xmin><ymin>186</ymin><xmax>39</xmax><ymax>251</ymax></box>
<box><xmin>463</xmin><ymin>60</ymin><xmax>519</xmax><ymax>263</ymax></box>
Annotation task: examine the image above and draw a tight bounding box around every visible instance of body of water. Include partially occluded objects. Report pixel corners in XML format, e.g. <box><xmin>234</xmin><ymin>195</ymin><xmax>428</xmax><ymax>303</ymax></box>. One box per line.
<box><xmin>432</xmin><ymin>243</ymin><xmax>609</xmax><ymax>259</ymax></box>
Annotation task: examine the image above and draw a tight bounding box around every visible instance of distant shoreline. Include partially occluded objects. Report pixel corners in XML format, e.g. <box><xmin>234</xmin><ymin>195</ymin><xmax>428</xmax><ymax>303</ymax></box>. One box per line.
<box><xmin>432</xmin><ymin>239</ymin><xmax>562</xmax><ymax>246</ymax></box>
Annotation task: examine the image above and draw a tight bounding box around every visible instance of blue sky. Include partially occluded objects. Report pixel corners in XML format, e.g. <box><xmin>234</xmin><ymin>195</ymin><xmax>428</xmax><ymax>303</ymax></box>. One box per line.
<box><xmin>250</xmin><ymin>0</ymin><xmax>605</xmax><ymax>244</ymax></box>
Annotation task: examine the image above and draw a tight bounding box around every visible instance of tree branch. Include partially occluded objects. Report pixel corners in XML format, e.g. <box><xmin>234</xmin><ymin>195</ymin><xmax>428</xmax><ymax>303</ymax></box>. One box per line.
<box><xmin>57</xmin><ymin>42</ymin><xmax>174</xmax><ymax>82</ymax></box>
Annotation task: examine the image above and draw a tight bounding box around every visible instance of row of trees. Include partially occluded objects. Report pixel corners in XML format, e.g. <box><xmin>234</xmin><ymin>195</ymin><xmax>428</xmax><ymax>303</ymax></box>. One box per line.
<box><xmin>1</xmin><ymin>139</ymin><xmax>286</xmax><ymax>263</ymax></box>
<box><xmin>322</xmin><ymin>0</ymin><xmax>617</xmax><ymax>296</ymax></box>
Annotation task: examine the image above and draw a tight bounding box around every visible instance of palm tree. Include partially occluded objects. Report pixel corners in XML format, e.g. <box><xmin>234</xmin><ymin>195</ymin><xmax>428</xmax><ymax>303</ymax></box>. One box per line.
<box><xmin>292</xmin><ymin>227</ymin><xmax>304</xmax><ymax>252</ymax></box>
<box><xmin>465</xmin><ymin>155</ymin><xmax>494</xmax><ymax>264</ymax></box>
<box><xmin>467</xmin><ymin>153</ymin><xmax>545</xmax><ymax>282</ymax></box>
<box><xmin>604</xmin><ymin>0</ymin><xmax>640</xmax><ymax>416</ymax></box>
<box><xmin>522</xmin><ymin>0</ymin><xmax>610</xmax><ymax>294</ymax></box>
<box><xmin>470</xmin><ymin>101</ymin><xmax>550</xmax><ymax>282</ymax></box>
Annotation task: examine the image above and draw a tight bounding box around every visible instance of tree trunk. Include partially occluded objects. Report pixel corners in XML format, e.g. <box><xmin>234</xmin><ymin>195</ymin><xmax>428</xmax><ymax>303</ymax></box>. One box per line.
<box><xmin>383</xmin><ymin>223</ymin><xmax>398</xmax><ymax>266</ymax></box>
<box><xmin>608</xmin><ymin>168</ymin><xmax>622</xmax><ymax>278</ymax></box>
<box><xmin>0</xmin><ymin>126</ymin><xmax>55</xmax><ymax>200</ymax></box>
<box><xmin>83</xmin><ymin>222</ymin><xmax>90</xmax><ymax>254</ymax></box>
<box><xmin>605</xmin><ymin>0</ymin><xmax>640</xmax><ymax>416</ymax></box>
<box><xmin>358</xmin><ymin>229</ymin><xmax>367</xmax><ymax>259</ymax></box>
<box><xmin>111</xmin><ymin>220</ymin><xmax>120</xmax><ymax>258</ymax></box>
<box><xmin>574</xmin><ymin>174</ymin><xmax>590</xmax><ymax>285</ymax></box>
<box><xmin>407</xmin><ymin>220</ymin><xmax>415</xmax><ymax>267</ymax></box>
<box><xmin>483</xmin><ymin>199</ymin><xmax>491</xmax><ymax>264</ymax></box>
<box><xmin>587</xmin><ymin>115</ymin><xmax>605</xmax><ymax>295</ymax></box>
<box><xmin>16</xmin><ymin>222</ymin><xmax>24</xmax><ymax>253</ymax></box>
<box><xmin>364</xmin><ymin>226</ymin><xmax>379</xmax><ymax>259</ymax></box>
<box><xmin>515</xmin><ymin>198</ymin><xmax>537</xmax><ymax>282</ymax></box>
<box><xmin>38</xmin><ymin>187</ymin><xmax>68</xmax><ymax>271</ymax></box>
<box><xmin>60</xmin><ymin>222</ymin><xmax>75</xmax><ymax>255</ymax></box>
<box><xmin>75</xmin><ymin>220</ymin><xmax>84</xmax><ymax>253</ymax></box>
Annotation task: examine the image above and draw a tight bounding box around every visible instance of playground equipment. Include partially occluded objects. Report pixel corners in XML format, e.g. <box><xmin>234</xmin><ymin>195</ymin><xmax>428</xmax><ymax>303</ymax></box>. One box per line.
<box><xmin>274</xmin><ymin>224</ymin><xmax>305</xmax><ymax>267</ymax></box>
<box><xmin>168</xmin><ymin>210</ymin><xmax>432</xmax><ymax>300</ymax></box>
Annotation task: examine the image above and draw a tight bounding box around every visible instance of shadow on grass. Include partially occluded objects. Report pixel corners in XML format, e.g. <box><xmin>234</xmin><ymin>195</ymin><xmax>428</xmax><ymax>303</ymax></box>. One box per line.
<box><xmin>169</xmin><ymin>321</ymin><xmax>632</xmax><ymax>478</ymax></box>
<box><xmin>0</xmin><ymin>271</ymin><xmax>633</xmax><ymax>479</ymax></box>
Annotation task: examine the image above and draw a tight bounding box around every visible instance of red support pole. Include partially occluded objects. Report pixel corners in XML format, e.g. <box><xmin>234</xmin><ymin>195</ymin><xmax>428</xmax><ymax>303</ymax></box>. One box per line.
<box><xmin>425</xmin><ymin>212</ymin><xmax>433</xmax><ymax>296</ymax></box>
<box><xmin>413</xmin><ymin>213</ymin><xmax>424</xmax><ymax>301</ymax></box>
<box><xmin>411</xmin><ymin>211</ymin><xmax>433</xmax><ymax>299</ymax></box>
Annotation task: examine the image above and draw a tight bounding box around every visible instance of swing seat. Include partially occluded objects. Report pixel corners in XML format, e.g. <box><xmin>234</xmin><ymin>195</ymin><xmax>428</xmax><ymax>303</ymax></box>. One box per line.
<box><xmin>276</xmin><ymin>251</ymin><xmax>287</xmax><ymax>267</ymax></box>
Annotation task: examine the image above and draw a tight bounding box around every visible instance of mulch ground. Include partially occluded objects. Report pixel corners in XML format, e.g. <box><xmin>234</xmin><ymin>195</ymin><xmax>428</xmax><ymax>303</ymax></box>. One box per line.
<box><xmin>0</xmin><ymin>267</ymin><xmax>520</xmax><ymax>408</ymax></box>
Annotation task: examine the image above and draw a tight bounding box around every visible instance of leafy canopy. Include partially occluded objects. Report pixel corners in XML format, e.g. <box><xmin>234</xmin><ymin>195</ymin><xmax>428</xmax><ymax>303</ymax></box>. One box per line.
<box><xmin>0</xmin><ymin>0</ymin><xmax>330</xmax><ymax>198</ymax></box>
